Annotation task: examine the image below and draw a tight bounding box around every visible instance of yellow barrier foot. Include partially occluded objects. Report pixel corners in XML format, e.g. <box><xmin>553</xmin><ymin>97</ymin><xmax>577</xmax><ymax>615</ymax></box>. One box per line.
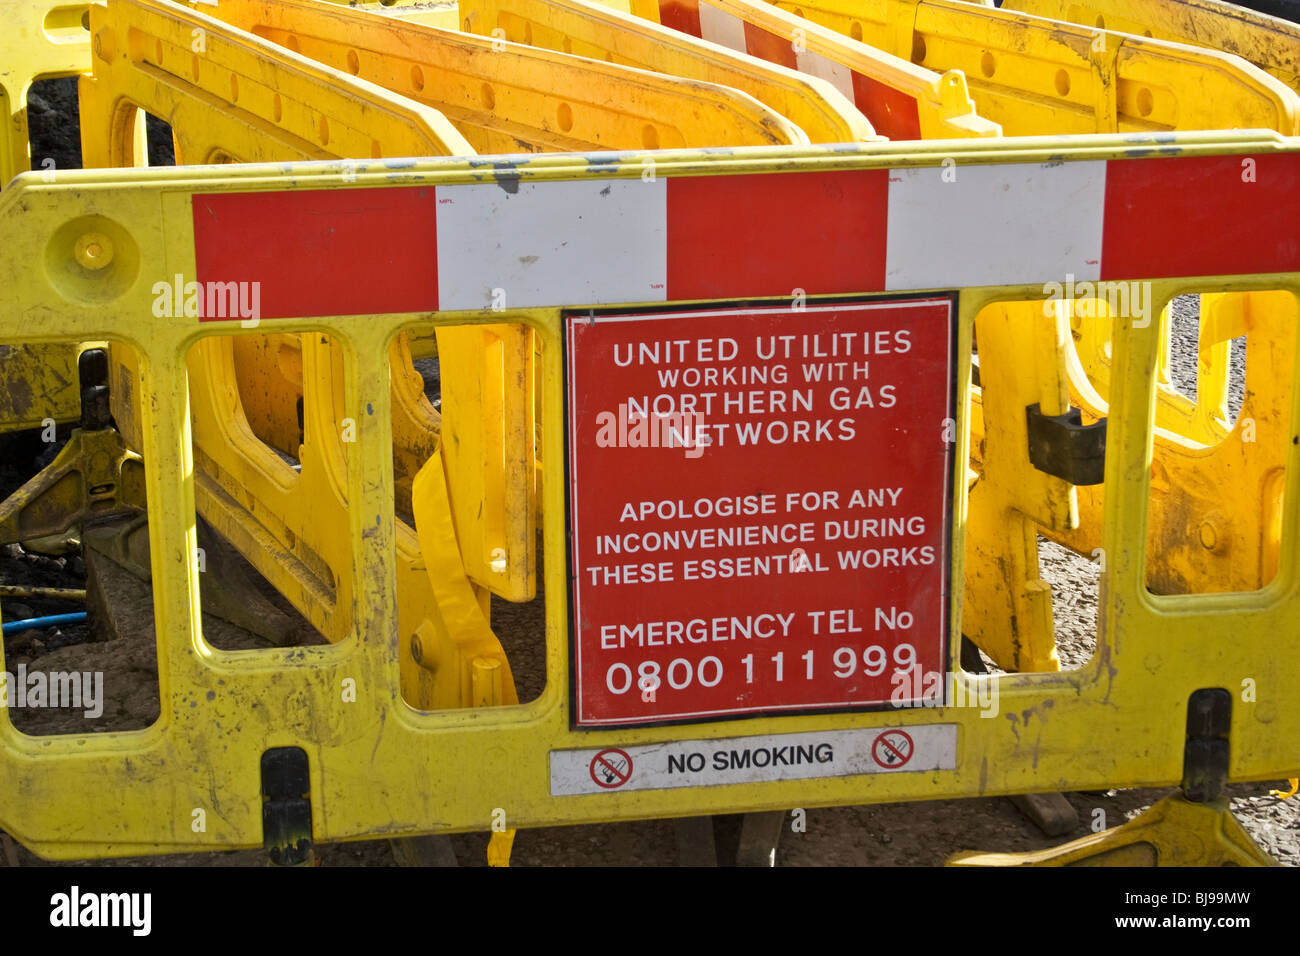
<box><xmin>1269</xmin><ymin>779</ymin><xmax>1299</xmax><ymax>799</ymax></box>
<box><xmin>487</xmin><ymin>829</ymin><xmax>516</xmax><ymax>867</ymax></box>
<box><xmin>947</xmin><ymin>793</ymin><xmax>1276</xmax><ymax>866</ymax></box>
<box><xmin>0</xmin><ymin>349</ymin><xmax>144</xmax><ymax>551</ymax></box>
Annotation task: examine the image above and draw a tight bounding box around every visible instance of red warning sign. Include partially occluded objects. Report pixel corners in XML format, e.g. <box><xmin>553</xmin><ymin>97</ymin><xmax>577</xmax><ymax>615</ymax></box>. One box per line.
<box><xmin>566</xmin><ymin>298</ymin><xmax>955</xmax><ymax>726</ymax></box>
<box><xmin>872</xmin><ymin>730</ymin><xmax>914</xmax><ymax>769</ymax></box>
<box><xmin>589</xmin><ymin>748</ymin><xmax>634</xmax><ymax>788</ymax></box>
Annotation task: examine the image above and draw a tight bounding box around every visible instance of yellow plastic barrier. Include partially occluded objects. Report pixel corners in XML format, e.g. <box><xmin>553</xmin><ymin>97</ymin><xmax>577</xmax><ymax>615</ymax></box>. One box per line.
<box><xmin>194</xmin><ymin>0</ymin><xmax>818</xmax><ymax>151</ymax></box>
<box><xmin>79</xmin><ymin>0</ymin><xmax>472</xmax><ymax>167</ymax></box>
<box><xmin>0</xmin><ymin>3</ymin><xmax>97</xmax><ymax>433</ymax></box>
<box><xmin>1054</xmin><ymin>291</ymin><xmax>1294</xmax><ymax>595</ymax></box>
<box><xmin>1</xmin><ymin>1</ymin><xmax>94</xmax><ymax>186</ymax></box>
<box><xmin>0</xmin><ymin>133</ymin><xmax>1297</xmax><ymax>867</ymax></box>
<box><xmin>79</xmin><ymin>0</ymin><xmax>530</xmax><ymax>715</ymax></box>
<box><xmin>617</xmin><ymin>0</ymin><xmax>999</xmax><ymax>138</ymax></box>
<box><xmin>760</xmin><ymin>0</ymin><xmax>1300</xmax><ymax>134</ymax></box>
<box><xmin>83</xmin><ymin>0</ymin><xmax>545</xmax><ymax>608</ymax></box>
<box><xmin>454</xmin><ymin>0</ymin><xmax>903</xmax><ymax>142</ymax></box>
<box><xmin>161</xmin><ymin>0</ymin><xmax>820</xmax><ymax>608</ymax></box>
<box><xmin>962</xmin><ymin>300</ymin><xmax>1075</xmax><ymax>672</ymax></box>
<box><xmin>326</xmin><ymin>0</ymin><xmax>462</xmax><ymax>31</ymax></box>
<box><xmin>1001</xmin><ymin>0</ymin><xmax>1300</xmax><ymax>94</ymax></box>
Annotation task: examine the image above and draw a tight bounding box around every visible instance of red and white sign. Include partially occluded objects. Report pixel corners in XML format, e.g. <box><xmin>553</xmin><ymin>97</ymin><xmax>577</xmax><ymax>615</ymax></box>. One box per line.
<box><xmin>566</xmin><ymin>298</ymin><xmax>954</xmax><ymax>726</ymax></box>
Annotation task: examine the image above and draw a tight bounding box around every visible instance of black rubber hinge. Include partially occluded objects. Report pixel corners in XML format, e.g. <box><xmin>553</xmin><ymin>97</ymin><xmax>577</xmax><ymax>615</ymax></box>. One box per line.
<box><xmin>1025</xmin><ymin>404</ymin><xmax>1107</xmax><ymax>486</ymax></box>
<box><xmin>78</xmin><ymin>348</ymin><xmax>110</xmax><ymax>431</ymax></box>
<box><xmin>1182</xmin><ymin>688</ymin><xmax>1232</xmax><ymax>803</ymax></box>
<box><xmin>261</xmin><ymin>747</ymin><xmax>313</xmax><ymax>866</ymax></box>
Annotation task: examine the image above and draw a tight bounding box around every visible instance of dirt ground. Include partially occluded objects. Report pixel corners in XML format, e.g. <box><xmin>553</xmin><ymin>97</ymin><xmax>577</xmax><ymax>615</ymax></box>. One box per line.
<box><xmin>1</xmin><ymin>78</ymin><xmax>1296</xmax><ymax>868</ymax></box>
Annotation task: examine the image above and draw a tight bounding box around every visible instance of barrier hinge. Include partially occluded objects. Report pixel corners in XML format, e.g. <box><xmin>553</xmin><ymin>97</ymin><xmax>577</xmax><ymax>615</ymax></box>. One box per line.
<box><xmin>262</xmin><ymin>747</ymin><xmax>314</xmax><ymax>865</ymax></box>
<box><xmin>1182</xmin><ymin>688</ymin><xmax>1232</xmax><ymax>803</ymax></box>
<box><xmin>1024</xmin><ymin>404</ymin><xmax>1106</xmax><ymax>485</ymax></box>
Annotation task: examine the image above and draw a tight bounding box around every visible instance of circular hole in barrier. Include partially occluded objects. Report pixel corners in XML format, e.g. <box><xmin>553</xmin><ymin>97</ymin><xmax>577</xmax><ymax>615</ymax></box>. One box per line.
<box><xmin>1095</xmin><ymin>14</ymin><xmax>1105</xmax><ymax>28</ymax></box>
<box><xmin>642</xmin><ymin>124</ymin><xmax>659</xmax><ymax>149</ymax></box>
<box><xmin>912</xmin><ymin>34</ymin><xmax>927</xmax><ymax>63</ymax></box>
<box><xmin>80</xmin><ymin>238</ymin><xmax>105</xmax><ymax>265</ymax></box>
<box><xmin>793</xmin><ymin>7</ymin><xmax>805</xmax><ymax>17</ymax></box>
<box><xmin>319</xmin><ymin>115</ymin><xmax>330</xmax><ymax>146</ymax></box>
<box><xmin>82</xmin><ymin>9</ymin><xmax>90</xmax><ymax>30</ymax></box>
<box><xmin>481</xmin><ymin>82</ymin><xmax>496</xmax><ymax>110</ymax></box>
<box><xmin>411</xmin><ymin>64</ymin><xmax>425</xmax><ymax>91</ymax></box>
<box><xmin>1055</xmin><ymin>68</ymin><xmax>1070</xmax><ymax>96</ymax></box>
<box><xmin>229</xmin><ymin>74</ymin><xmax>239</xmax><ymax>102</ymax></box>
<box><xmin>850</xmin><ymin>21</ymin><xmax>863</xmax><ymax>41</ymax></box>
<box><xmin>272</xmin><ymin>93</ymin><xmax>283</xmax><ymax>122</ymax></box>
<box><xmin>190</xmin><ymin>53</ymin><xmax>200</xmax><ymax>82</ymax></box>
<box><xmin>980</xmin><ymin>51</ymin><xmax>995</xmax><ymax>77</ymax></box>
<box><xmin>1143</xmin><ymin>29</ymin><xmax>1153</xmax><ymax>37</ymax></box>
<box><xmin>285</xmin><ymin>33</ymin><xmax>301</xmax><ymax>53</ymax></box>
<box><xmin>1137</xmin><ymin>86</ymin><xmax>1154</xmax><ymax>116</ymax></box>
<box><xmin>346</xmin><ymin>49</ymin><xmax>360</xmax><ymax>74</ymax></box>
<box><xmin>557</xmin><ymin>101</ymin><xmax>574</xmax><ymax>132</ymax></box>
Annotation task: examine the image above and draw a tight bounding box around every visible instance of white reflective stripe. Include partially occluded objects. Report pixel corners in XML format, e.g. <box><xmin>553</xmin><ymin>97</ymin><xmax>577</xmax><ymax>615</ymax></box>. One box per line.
<box><xmin>550</xmin><ymin>725</ymin><xmax>958</xmax><ymax>795</ymax></box>
<box><xmin>435</xmin><ymin>179</ymin><xmax>668</xmax><ymax>309</ymax></box>
<box><xmin>698</xmin><ymin>1</ymin><xmax>749</xmax><ymax>54</ymax></box>
<box><xmin>795</xmin><ymin>48</ymin><xmax>855</xmax><ymax>102</ymax></box>
<box><xmin>884</xmin><ymin>160</ymin><xmax>1107</xmax><ymax>289</ymax></box>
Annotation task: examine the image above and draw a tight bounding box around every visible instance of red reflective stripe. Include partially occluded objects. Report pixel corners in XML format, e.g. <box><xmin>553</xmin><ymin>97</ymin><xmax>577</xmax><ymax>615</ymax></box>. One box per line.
<box><xmin>666</xmin><ymin>170</ymin><xmax>889</xmax><ymax>299</ymax></box>
<box><xmin>193</xmin><ymin>186</ymin><xmax>439</xmax><ymax>320</ymax></box>
<box><xmin>658</xmin><ymin>0</ymin><xmax>703</xmax><ymax>37</ymax></box>
<box><xmin>851</xmin><ymin>71</ymin><xmax>922</xmax><ymax>141</ymax></box>
<box><xmin>1101</xmin><ymin>154</ymin><xmax>1300</xmax><ymax>280</ymax></box>
<box><xmin>743</xmin><ymin>20</ymin><xmax>798</xmax><ymax>69</ymax></box>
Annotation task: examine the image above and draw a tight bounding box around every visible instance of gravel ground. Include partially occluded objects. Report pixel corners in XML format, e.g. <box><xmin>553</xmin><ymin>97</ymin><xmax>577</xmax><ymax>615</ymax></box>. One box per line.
<box><xmin>1</xmin><ymin>78</ymin><xmax>1295</xmax><ymax>868</ymax></box>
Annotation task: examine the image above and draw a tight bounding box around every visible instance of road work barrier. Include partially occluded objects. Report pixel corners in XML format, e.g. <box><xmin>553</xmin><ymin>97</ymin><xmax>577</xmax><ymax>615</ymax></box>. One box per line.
<box><xmin>1</xmin><ymin>132</ymin><xmax>1297</xmax><ymax>867</ymax></box>
<box><xmin>1001</xmin><ymin>0</ymin><xmax>1300</xmax><ymax>94</ymax></box>
<box><xmin>758</xmin><ymin>0</ymin><xmax>1300</xmax><ymax>135</ymax></box>
<box><xmin>0</xmin><ymin>2</ymin><xmax>97</xmax><ymax>434</ymax></box>
<box><xmin>456</xmin><ymin>0</ymin><xmax>992</xmax><ymax>140</ymax></box>
<box><xmin>76</xmin><ymin>0</ymin><xmax>535</xmax><ymax>714</ymax></box>
<box><xmin>190</xmin><ymin>0</ymin><xmax>826</xmax><ymax>151</ymax></box>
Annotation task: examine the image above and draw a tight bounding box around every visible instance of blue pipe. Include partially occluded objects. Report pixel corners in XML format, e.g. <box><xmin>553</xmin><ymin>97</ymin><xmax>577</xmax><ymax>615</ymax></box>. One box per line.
<box><xmin>2</xmin><ymin>612</ymin><xmax>88</xmax><ymax>635</ymax></box>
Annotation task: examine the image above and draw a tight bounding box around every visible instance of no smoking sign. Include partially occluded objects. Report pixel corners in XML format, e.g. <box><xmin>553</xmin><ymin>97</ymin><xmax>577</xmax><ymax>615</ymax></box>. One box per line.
<box><xmin>871</xmin><ymin>730</ymin><xmax>914</xmax><ymax>769</ymax></box>
<box><xmin>589</xmin><ymin>748</ymin><xmax>634</xmax><ymax>789</ymax></box>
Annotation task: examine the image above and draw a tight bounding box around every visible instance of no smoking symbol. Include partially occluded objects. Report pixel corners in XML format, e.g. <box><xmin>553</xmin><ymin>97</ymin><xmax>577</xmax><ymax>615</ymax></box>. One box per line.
<box><xmin>590</xmin><ymin>748</ymin><xmax>633</xmax><ymax>789</ymax></box>
<box><xmin>872</xmin><ymin>730</ymin><xmax>914</xmax><ymax>769</ymax></box>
